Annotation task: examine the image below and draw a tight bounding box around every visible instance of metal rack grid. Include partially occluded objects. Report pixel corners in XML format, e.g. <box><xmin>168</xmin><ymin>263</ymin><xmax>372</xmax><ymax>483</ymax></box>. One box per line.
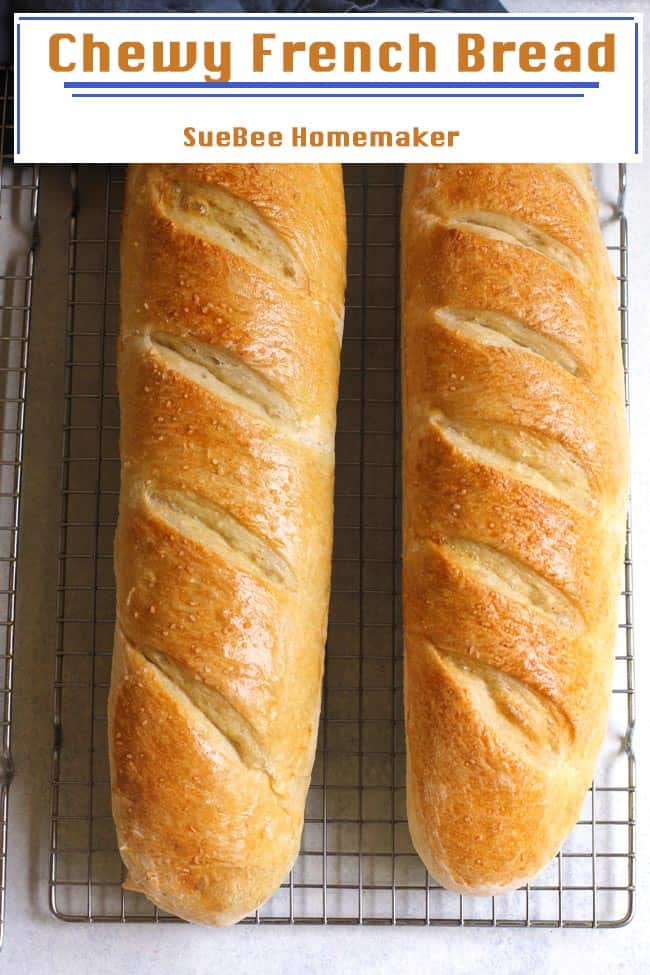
<box><xmin>0</xmin><ymin>67</ymin><xmax>40</xmax><ymax>947</ymax></box>
<box><xmin>49</xmin><ymin>163</ymin><xmax>635</xmax><ymax>928</ymax></box>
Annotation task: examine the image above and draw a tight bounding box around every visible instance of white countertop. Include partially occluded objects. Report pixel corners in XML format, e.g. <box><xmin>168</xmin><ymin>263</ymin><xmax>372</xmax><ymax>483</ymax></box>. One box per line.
<box><xmin>3</xmin><ymin>2</ymin><xmax>650</xmax><ymax>972</ymax></box>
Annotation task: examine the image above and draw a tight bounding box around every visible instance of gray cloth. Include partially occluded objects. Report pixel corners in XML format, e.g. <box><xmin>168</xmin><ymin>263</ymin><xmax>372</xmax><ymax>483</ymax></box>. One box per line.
<box><xmin>13</xmin><ymin>1</ymin><xmax>504</xmax><ymax>11</ymax></box>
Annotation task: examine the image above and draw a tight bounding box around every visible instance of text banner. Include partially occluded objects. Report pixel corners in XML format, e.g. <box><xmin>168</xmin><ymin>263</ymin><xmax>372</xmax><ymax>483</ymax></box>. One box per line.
<box><xmin>14</xmin><ymin>12</ymin><xmax>643</xmax><ymax>162</ymax></box>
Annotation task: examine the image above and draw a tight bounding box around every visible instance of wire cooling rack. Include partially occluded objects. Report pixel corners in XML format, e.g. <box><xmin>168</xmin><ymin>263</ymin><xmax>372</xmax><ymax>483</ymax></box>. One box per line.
<box><xmin>49</xmin><ymin>163</ymin><xmax>635</xmax><ymax>928</ymax></box>
<box><xmin>0</xmin><ymin>67</ymin><xmax>40</xmax><ymax>947</ymax></box>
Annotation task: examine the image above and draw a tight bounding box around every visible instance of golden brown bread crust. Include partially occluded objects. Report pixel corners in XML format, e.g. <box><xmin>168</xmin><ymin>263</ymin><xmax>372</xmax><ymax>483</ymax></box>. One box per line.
<box><xmin>401</xmin><ymin>164</ymin><xmax>628</xmax><ymax>894</ymax></box>
<box><xmin>109</xmin><ymin>164</ymin><xmax>346</xmax><ymax>924</ymax></box>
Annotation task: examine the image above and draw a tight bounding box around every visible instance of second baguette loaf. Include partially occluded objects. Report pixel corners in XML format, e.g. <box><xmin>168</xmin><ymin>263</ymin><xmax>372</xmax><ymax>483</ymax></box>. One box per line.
<box><xmin>109</xmin><ymin>164</ymin><xmax>346</xmax><ymax>925</ymax></box>
<box><xmin>401</xmin><ymin>164</ymin><xmax>628</xmax><ymax>894</ymax></box>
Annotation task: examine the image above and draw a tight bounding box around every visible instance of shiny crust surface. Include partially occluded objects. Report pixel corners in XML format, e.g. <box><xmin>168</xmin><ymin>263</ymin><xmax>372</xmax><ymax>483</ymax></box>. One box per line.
<box><xmin>401</xmin><ymin>164</ymin><xmax>628</xmax><ymax>894</ymax></box>
<box><xmin>110</xmin><ymin>164</ymin><xmax>346</xmax><ymax>924</ymax></box>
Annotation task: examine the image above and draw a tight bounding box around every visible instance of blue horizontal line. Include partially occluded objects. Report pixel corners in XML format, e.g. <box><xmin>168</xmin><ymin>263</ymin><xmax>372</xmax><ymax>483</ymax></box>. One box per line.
<box><xmin>65</xmin><ymin>81</ymin><xmax>599</xmax><ymax>90</ymax></box>
<box><xmin>71</xmin><ymin>92</ymin><xmax>584</xmax><ymax>99</ymax></box>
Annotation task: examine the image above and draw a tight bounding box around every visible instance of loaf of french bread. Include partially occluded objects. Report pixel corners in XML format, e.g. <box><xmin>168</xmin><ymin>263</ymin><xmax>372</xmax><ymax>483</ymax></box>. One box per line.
<box><xmin>109</xmin><ymin>164</ymin><xmax>346</xmax><ymax>924</ymax></box>
<box><xmin>401</xmin><ymin>164</ymin><xmax>628</xmax><ymax>894</ymax></box>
